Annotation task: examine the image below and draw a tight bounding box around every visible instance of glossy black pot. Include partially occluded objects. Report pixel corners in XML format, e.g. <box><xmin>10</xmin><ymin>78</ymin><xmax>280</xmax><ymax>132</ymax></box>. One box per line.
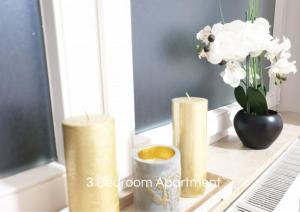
<box><xmin>234</xmin><ymin>109</ymin><xmax>283</xmax><ymax>149</ymax></box>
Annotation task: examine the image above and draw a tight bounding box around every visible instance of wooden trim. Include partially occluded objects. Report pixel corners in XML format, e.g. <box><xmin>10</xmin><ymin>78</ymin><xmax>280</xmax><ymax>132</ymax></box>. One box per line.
<box><xmin>187</xmin><ymin>173</ymin><xmax>232</xmax><ymax>212</ymax></box>
<box><xmin>118</xmin><ymin>172</ymin><xmax>233</xmax><ymax>211</ymax></box>
<box><xmin>119</xmin><ymin>189</ymin><xmax>133</xmax><ymax>210</ymax></box>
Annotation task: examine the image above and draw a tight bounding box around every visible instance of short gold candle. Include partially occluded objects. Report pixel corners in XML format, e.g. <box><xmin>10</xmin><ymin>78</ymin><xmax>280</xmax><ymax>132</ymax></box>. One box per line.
<box><xmin>172</xmin><ymin>97</ymin><xmax>208</xmax><ymax>197</ymax></box>
<box><xmin>62</xmin><ymin>115</ymin><xmax>119</xmax><ymax>212</ymax></box>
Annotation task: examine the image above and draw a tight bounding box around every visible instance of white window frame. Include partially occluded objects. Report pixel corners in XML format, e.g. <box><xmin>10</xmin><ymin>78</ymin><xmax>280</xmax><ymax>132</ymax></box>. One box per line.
<box><xmin>0</xmin><ymin>0</ymin><xmax>287</xmax><ymax>211</ymax></box>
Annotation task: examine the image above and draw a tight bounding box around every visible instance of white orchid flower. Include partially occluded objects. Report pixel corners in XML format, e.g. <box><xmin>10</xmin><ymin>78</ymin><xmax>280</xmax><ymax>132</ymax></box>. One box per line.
<box><xmin>196</xmin><ymin>26</ymin><xmax>212</xmax><ymax>44</ymax></box>
<box><xmin>267</xmin><ymin>36</ymin><xmax>296</xmax><ymax>78</ymax></box>
<box><xmin>224</xmin><ymin>20</ymin><xmax>246</xmax><ymax>32</ymax></box>
<box><xmin>252</xmin><ymin>18</ymin><xmax>271</xmax><ymax>34</ymax></box>
<box><xmin>206</xmin><ymin>42</ymin><xmax>223</xmax><ymax>64</ymax></box>
<box><xmin>265</xmin><ymin>38</ymin><xmax>282</xmax><ymax>63</ymax></box>
<box><xmin>269</xmin><ymin>57</ymin><xmax>297</xmax><ymax>77</ymax></box>
<box><xmin>220</xmin><ymin>61</ymin><xmax>246</xmax><ymax>87</ymax></box>
<box><xmin>212</xmin><ymin>30</ymin><xmax>248</xmax><ymax>62</ymax></box>
<box><xmin>197</xmin><ymin>18</ymin><xmax>273</xmax><ymax>64</ymax></box>
<box><xmin>211</xmin><ymin>22</ymin><xmax>224</xmax><ymax>36</ymax></box>
<box><xmin>266</xmin><ymin>37</ymin><xmax>292</xmax><ymax>64</ymax></box>
<box><xmin>281</xmin><ymin>51</ymin><xmax>291</xmax><ymax>60</ymax></box>
<box><xmin>196</xmin><ymin>17</ymin><xmax>297</xmax><ymax>87</ymax></box>
<box><xmin>245</xmin><ymin>18</ymin><xmax>272</xmax><ymax>57</ymax></box>
<box><xmin>280</xmin><ymin>37</ymin><xmax>291</xmax><ymax>52</ymax></box>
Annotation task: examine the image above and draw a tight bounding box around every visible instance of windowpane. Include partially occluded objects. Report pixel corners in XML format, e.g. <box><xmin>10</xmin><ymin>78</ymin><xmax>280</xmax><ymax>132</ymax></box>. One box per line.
<box><xmin>131</xmin><ymin>0</ymin><xmax>275</xmax><ymax>132</ymax></box>
<box><xmin>0</xmin><ymin>0</ymin><xmax>56</xmax><ymax>178</ymax></box>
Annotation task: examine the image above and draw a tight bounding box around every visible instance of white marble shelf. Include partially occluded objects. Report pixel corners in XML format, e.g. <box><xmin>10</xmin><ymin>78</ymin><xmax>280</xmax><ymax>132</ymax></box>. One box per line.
<box><xmin>207</xmin><ymin>111</ymin><xmax>300</xmax><ymax>211</ymax></box>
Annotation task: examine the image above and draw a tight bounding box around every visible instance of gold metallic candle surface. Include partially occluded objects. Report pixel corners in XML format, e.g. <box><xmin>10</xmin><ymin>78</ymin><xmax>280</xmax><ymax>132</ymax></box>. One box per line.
<box><xmin>62</xmin><ymin>115</ymin><xmax>119</xmax><ymax>212</ymax></box>
<box><xmin>172</xmin><ymin>97</ymin><xmax>208</xmax><ymax>197</ymax></box>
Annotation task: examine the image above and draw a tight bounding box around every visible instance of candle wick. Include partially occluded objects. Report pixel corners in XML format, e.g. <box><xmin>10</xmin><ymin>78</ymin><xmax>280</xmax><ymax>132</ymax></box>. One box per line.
<box><xmin>84</xmin><ymin>111</ymin><xmax>90</xmax><ymax>121</ymax></box>
<box><xmin>185</xmin><ymin>92</ymin><xmax>191</xmax><ymax>101</ymax></box>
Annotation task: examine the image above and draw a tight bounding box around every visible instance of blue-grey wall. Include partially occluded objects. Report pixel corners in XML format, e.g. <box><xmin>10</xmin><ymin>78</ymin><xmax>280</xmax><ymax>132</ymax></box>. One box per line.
<box><xmin>131</xmin><ymin>0</ymin><xmax>275</xmax><ymax>132</ymax></box>
<box><xmin>0</xmin><ymin>0</ymin><xmax>56</xmax><ymax>177</ymax></box>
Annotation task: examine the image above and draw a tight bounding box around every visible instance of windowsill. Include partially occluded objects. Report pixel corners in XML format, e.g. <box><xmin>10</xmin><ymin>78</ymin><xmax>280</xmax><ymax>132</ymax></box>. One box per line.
<box><xmin>0</xmin><ymin>162</ymin><xmax>65</xmax><ymax>197</ymax></box>
<box><xmin>0</xmin><ymin>162</ymin><xmax>67</xmax><ymax>211</ymax></box>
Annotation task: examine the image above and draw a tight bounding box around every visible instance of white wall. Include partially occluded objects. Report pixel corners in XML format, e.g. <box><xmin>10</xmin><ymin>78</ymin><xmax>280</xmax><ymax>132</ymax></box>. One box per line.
<box><xmin>279</xmin><ymin>0</ymin><xmax>300</xmax><ymax>113</ymax></box>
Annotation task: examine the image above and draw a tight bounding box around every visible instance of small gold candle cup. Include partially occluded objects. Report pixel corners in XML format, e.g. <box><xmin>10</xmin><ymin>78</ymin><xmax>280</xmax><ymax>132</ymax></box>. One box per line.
<box><xmin>138</xmin><ymin>146</ymin><xmax>175</xmax><ymax>161</ymax></box>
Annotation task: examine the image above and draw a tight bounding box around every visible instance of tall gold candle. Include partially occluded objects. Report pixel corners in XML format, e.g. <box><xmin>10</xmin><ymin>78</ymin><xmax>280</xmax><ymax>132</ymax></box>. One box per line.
<box><xmin>172</xmin><ymin>97</ymin><xmax>208</xmax><ymax>197</ymax></box>
<box><xmin>62</xmin><ymin>115</ymin><xmax>119</xmax><ymax>212</ymax></box>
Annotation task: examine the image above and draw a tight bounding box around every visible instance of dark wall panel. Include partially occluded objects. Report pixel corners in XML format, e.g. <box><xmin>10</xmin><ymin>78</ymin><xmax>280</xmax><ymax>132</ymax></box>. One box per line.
<box><xmin>131</xmin><ymin>0</ymin><xmax>275</xmax><ymax>132</ymax></box>
<box><xmin>0</xmin><ymin>0</ymin><xmax>56</xmax><ymax>177</ymax></box>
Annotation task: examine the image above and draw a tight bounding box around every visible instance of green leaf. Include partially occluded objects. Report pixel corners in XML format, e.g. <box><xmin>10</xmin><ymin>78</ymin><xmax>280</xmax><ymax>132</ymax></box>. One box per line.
<box><xmin>234</xmin><ymin>86</ymin><xmax>247</xmax><ymax>110</ymax></box>
<box><xmin>247</xmin><ymin>87</ymin><xmax>268</xmax><ymax>115</ymax></box>
<box><xmin>257</xmin><ymin>85</ymin><xmax>267</xmax><ymax>97</ymax></box>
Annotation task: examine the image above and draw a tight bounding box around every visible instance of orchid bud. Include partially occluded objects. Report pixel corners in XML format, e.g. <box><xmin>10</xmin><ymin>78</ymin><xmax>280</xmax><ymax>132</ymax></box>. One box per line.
<box><xmin>208</xmin><ymin>34</ymin><xmax>215</xmax><ymax>42</ymax></box>
<box><xmin>204</xmin><ymin>46</ymin><xmax>210</xmax><ymax>52</ymax></box>
<box><xmin>219</xmin><ymin>60</ymin><xmax>226</xmax><ymax>66</ymax></box>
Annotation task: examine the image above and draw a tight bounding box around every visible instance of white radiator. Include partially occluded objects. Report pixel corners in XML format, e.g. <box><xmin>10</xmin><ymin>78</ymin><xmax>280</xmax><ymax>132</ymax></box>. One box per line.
<box><xmin>228</xmin><ymin>139</ymin><xmax>300</xmax><ymax>212</ymax></box>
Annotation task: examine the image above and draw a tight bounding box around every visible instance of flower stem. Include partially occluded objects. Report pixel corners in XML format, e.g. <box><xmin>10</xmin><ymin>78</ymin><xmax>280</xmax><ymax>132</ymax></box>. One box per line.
<box><xmin>219</xmin><ymin>0</ymin><xmax>225</xmax><ymax>23</ymax></box>
<box><xmin>259</xmin><ymin>55</ymin><xmax>264</xmax><ymax>87</ymax></box>
<box><xmin>246</xmin><ymin>56</ymin><xmax>251</xmax><ymax>113</ymax></box>
<box><xmin>241</xmin><ymin>80</ymin><xmax>247</xmax><ymax>87</ymax></box>
<box><xmin>248</xmin><ymin>0</ymin><xmax>259</xmax><ymax>22</ymax></box>
<box><xmin>254</xmin><ymin>57</ymin><xmax>257</xmax><ymax>88</ymax></box>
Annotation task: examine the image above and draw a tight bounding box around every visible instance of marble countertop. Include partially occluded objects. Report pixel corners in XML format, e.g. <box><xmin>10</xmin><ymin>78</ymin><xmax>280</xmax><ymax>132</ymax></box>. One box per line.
<box><xmin>208</xmin><ymin>111</ymin><xmax>300</xmax><ymax>211</ymax></box>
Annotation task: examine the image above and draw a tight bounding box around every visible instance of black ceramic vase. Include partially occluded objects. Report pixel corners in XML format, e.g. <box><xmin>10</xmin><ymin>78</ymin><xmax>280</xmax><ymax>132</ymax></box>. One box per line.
<box><xmin>234</xmin><ymin>109</ymin><xmax>283</xmax><ymax>149</ymax></box>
